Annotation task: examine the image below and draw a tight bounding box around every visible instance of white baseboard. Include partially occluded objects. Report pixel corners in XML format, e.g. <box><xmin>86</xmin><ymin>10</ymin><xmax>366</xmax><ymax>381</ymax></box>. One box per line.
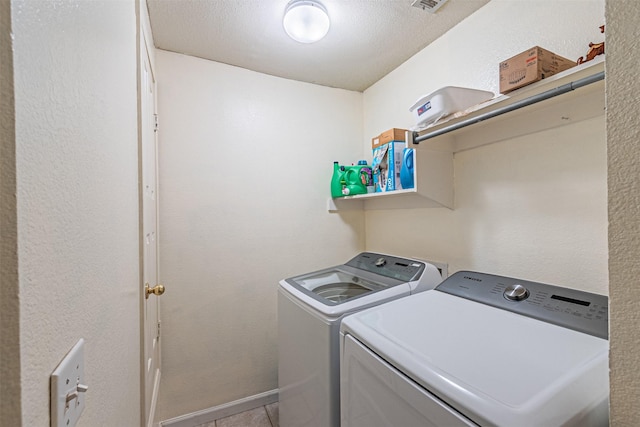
<box><xmin>160</xmin><ymin>389</ymin><xmax>279</xmax><ymax>427</ymax></box>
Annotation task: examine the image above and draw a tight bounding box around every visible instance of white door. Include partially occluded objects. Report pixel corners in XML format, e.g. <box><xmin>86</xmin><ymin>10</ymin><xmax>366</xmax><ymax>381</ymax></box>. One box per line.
<box><xmin>141</xmin><ymin>27</ymin><xmax>162</xmax><ymax>427</ymax></box>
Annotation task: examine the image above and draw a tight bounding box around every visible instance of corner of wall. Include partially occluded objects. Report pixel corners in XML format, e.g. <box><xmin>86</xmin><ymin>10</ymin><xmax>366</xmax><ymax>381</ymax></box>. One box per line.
<box><xmin>0</xmin><ymin>0</ymin><xmax>22</xmax><ymax>425</ymax></box>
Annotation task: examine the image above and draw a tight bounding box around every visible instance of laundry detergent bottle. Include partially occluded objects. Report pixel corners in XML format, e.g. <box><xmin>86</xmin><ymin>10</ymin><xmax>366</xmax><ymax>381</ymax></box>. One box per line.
<box><xmin>331</xmin><ymin>161</ymin><xmax>346</xmax><ymax>198</ymax></box>
<box><xmin>400</xmin><ymin>148</ymin><xmax>415</xmax><ymax>189</ymax></box>
<box><xmin>343</xmin><ymin>166</ymin><xmax>368</xmax><ymax>196</ymax></box>
<box><xmin>357</xmin><ymin>160</ymin><xmax>374</xmax><ymax>193</ymax></box>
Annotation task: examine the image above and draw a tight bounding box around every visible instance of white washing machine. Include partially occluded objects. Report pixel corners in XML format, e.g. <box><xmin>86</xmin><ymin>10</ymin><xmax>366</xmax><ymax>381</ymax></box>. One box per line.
<box><xmin>278</xmin><ymin>252</ymin><xmax>444</xmax><ymax>427</ymax></box>
<box><xmin>340</xmin><ymin>270</ymin><xmax>609</xmax><ymax>427</ymax></box>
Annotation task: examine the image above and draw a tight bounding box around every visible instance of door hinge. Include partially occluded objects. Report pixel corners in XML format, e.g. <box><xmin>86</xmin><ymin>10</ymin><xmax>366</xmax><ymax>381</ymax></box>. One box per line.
<box><xmin>154</xmin><ymin>114</ymin><xmax>159</xmax><ymax>132</ymax></box>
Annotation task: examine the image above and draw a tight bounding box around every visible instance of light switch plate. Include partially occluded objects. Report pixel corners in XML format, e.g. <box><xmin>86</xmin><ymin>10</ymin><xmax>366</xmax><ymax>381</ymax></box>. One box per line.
<box><xmin>51</xmin><ymin>339</ymin><xmax>86</xmax><ymax>427</ymax></box>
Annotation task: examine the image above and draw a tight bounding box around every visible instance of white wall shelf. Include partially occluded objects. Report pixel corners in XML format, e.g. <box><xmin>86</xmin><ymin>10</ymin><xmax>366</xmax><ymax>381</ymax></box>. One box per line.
<box><xmin>328</xmin><ymin>58</ymin><xmax>605</xmax><ymax>212</ymax></box>
<box><xmin>413</xmin><ymin>57</ymin><xmax>605</xmax><ymax>153</ymax></box>
<box><xmin>327</xmin><ymin>143</ymin><xmax>453</xmax><ymax>211</ymax></box>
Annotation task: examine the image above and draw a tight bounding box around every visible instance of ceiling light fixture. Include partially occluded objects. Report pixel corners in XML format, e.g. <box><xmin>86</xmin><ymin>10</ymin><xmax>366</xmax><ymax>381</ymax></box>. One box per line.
<box><xmin>283</xmin><ymin>0</ymin><xmax>330</xmax><ymax>44</ymax></box>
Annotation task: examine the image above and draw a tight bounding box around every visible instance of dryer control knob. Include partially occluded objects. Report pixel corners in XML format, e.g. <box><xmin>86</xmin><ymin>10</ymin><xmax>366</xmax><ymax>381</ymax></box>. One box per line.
<box><xmin>375</xmin><ymin>257</ymin><xmax>387</xmax><ymax>267</ymax></box>
<box><xmin>504</xmin><ymin>284</ymin><xmax>529</xmax><ymax>301</ymax></box>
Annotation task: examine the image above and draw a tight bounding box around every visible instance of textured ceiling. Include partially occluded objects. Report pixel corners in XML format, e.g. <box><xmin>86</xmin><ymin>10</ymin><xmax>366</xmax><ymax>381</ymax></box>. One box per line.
<box><xmin>147</xmin><ymin>0</ymin><xmax>490</xmax><ymax>92</ymax></box>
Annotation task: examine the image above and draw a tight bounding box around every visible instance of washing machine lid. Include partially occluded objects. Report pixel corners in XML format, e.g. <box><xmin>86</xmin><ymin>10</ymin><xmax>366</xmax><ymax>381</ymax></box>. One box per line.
<box><xmin>341</xmin><ymin>287</ymin><xmax>609</xmax><ymax>426</ymax></box>
<box><xmin>286</xmin><ymin>267</ymin><xmax>403</xmax><ymax>305</ymax></box>
<box><xmin>279</xmin><ymin>274</ymin><xmax>411</xmax><ymax>318</ymax></box>
<box><xmin>280</xmin><ymin>252</ymin><xmax>432</xmax><ymax>317</ymax></box>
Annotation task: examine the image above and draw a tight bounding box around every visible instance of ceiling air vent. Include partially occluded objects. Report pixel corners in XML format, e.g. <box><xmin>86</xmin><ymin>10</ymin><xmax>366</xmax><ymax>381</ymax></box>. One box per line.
<box><xmin>411</xmin><ymin>0</ymin><xmax>449</xmax><ymax>13</ymax></box>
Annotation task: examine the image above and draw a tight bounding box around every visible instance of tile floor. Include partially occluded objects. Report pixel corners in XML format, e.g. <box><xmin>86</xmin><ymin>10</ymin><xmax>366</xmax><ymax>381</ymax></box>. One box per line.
<box><xmin>194</xmin><ymin>402</ymin><xmax>278</xmax><ymax>427</ymax></box>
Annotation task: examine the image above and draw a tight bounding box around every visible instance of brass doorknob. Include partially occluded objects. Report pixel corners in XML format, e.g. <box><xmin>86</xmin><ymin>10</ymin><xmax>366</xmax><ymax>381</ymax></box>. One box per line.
<box><xmin>145</xmin><ymin>283</ymin><xmax>165</xmax><ymax>299</ymax></box>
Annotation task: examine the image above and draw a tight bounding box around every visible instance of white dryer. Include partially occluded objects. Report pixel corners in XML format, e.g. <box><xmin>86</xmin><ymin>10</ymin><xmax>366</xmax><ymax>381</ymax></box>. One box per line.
<box><xmin>340</xmin><ymin>271</ymin><xmax>609</xmax><ymax>427</ymax></box>
<box><xmin>278</xmin><ymin>252</ymin><xmax>443</xmax><ymax>427</ymax></box>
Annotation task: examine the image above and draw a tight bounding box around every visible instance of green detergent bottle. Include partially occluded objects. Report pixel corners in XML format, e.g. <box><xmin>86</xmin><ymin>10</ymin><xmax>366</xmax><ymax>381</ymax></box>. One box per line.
<box><xmin>331</xmin><ymin>162</ymin><xmax>346</xmax><ymax>198</ymax></box>
<box><xmin>343</xmin><ymin>163</ymin><xmax>368</xmax><ymax>196</ymax></box>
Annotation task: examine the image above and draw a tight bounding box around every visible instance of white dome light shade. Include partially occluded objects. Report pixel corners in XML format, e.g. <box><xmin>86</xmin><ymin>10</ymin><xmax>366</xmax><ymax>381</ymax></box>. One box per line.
<box><xmin>283</xmin><ymin>1</ymin><xmax>330</xmax><ymax>43</ymax></box>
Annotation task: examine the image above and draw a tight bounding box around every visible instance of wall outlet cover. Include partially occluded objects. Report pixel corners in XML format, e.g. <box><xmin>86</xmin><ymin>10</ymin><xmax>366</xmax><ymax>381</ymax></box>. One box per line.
<box><xmin>51</xmin><ymin>339</ymin><xmax>87</xmax><ymax>427</ymax></box>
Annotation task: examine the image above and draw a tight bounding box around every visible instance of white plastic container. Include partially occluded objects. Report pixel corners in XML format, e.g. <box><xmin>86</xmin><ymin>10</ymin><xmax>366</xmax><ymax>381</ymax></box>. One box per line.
<box><xmin>409</xmin><ymin>86</ymin><xmax>494</xmax><ymax>129</ymax></box>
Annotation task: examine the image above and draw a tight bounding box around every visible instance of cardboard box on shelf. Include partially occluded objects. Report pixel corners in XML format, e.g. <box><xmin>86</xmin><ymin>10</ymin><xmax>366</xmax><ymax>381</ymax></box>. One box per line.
<box><xmin>372</xmin><ymin>141</ymin><xmax>405</xmax><ymax>192</ymax></box>
<box><xmin>372</xmin><ymin>128</ymin><xmax>408</xmax><ymax>148</ymax></box>
<box><xmin>499</xmin><ymin>46</ymin><xmax>576</xmax><ymax>94</ymax></box>
<box><xmin>370</xmin><ymin>128</ymin><xmax>409</xmax><ymax>192</ymax></box>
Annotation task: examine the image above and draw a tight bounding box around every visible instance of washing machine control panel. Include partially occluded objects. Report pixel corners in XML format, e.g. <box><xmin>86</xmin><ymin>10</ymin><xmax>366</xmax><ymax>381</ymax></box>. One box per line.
<box><xmin>503</xmin><ymin>283</ymin><xmax>530</xmax><ymax>301</ymax></box>
<box><xmin>436</xmin><ymin>271</ymin><xmax>608</xmax><ymax>340</ymax></box>
<box><xmin>346</xmin><ymin>252</ymin><xmax>425</xmax><ymax>282</ymax></box>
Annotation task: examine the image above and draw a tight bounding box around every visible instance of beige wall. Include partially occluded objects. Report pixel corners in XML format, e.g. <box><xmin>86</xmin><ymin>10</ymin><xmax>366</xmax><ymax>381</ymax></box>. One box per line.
<box><xmin>362</xmin><ymin>0</ymin><xmax>609</xmax><ymax>294</ymax></box>
<box><xmin>0</xmin><ymin>0</ymin><xmax>20</xmax><ymax>424</ymax></box>
<box><xmin>154</xmin><ymin>51</ymin><xmax>364</xmax><ymax>421</ymax></box>
<box><xmin>606</xmin><ymin>0</ymin><xmax>640</xmax><ymax>423</ymax></box>
<box><xmin>7</xmin><ymin>0</ymin><xmax>141</xmax><ymax>425</ymax></box>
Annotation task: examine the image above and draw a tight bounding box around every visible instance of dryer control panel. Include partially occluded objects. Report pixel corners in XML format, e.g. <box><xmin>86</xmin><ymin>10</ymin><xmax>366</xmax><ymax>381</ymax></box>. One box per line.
<box><xmin>436</xmin><ymin>271</ymin><xmax>608</xmax><ymax>340</ymax></box>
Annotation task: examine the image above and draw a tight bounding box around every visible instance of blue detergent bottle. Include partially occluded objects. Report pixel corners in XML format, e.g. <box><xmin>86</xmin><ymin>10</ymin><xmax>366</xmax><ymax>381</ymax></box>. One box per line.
<box><xmin>400</xmin><ymin>148</ymin><xmax>415</xmax><ymax>189</ymax></box>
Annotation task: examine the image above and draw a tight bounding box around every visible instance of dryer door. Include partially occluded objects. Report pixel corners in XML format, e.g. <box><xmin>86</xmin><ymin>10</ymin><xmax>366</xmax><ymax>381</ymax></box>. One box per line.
<box><xmin>341</xmin><ymin>334</ymin><xmax>477</xmax><ymax>427</ymax></box>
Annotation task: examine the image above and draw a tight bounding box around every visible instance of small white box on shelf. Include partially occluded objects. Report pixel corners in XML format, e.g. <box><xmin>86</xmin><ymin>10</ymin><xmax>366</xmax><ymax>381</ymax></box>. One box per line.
<box><xmin>409</xmin><ymin>86</ymin><xmax>494</xmax><ymax>129</ymax></box>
